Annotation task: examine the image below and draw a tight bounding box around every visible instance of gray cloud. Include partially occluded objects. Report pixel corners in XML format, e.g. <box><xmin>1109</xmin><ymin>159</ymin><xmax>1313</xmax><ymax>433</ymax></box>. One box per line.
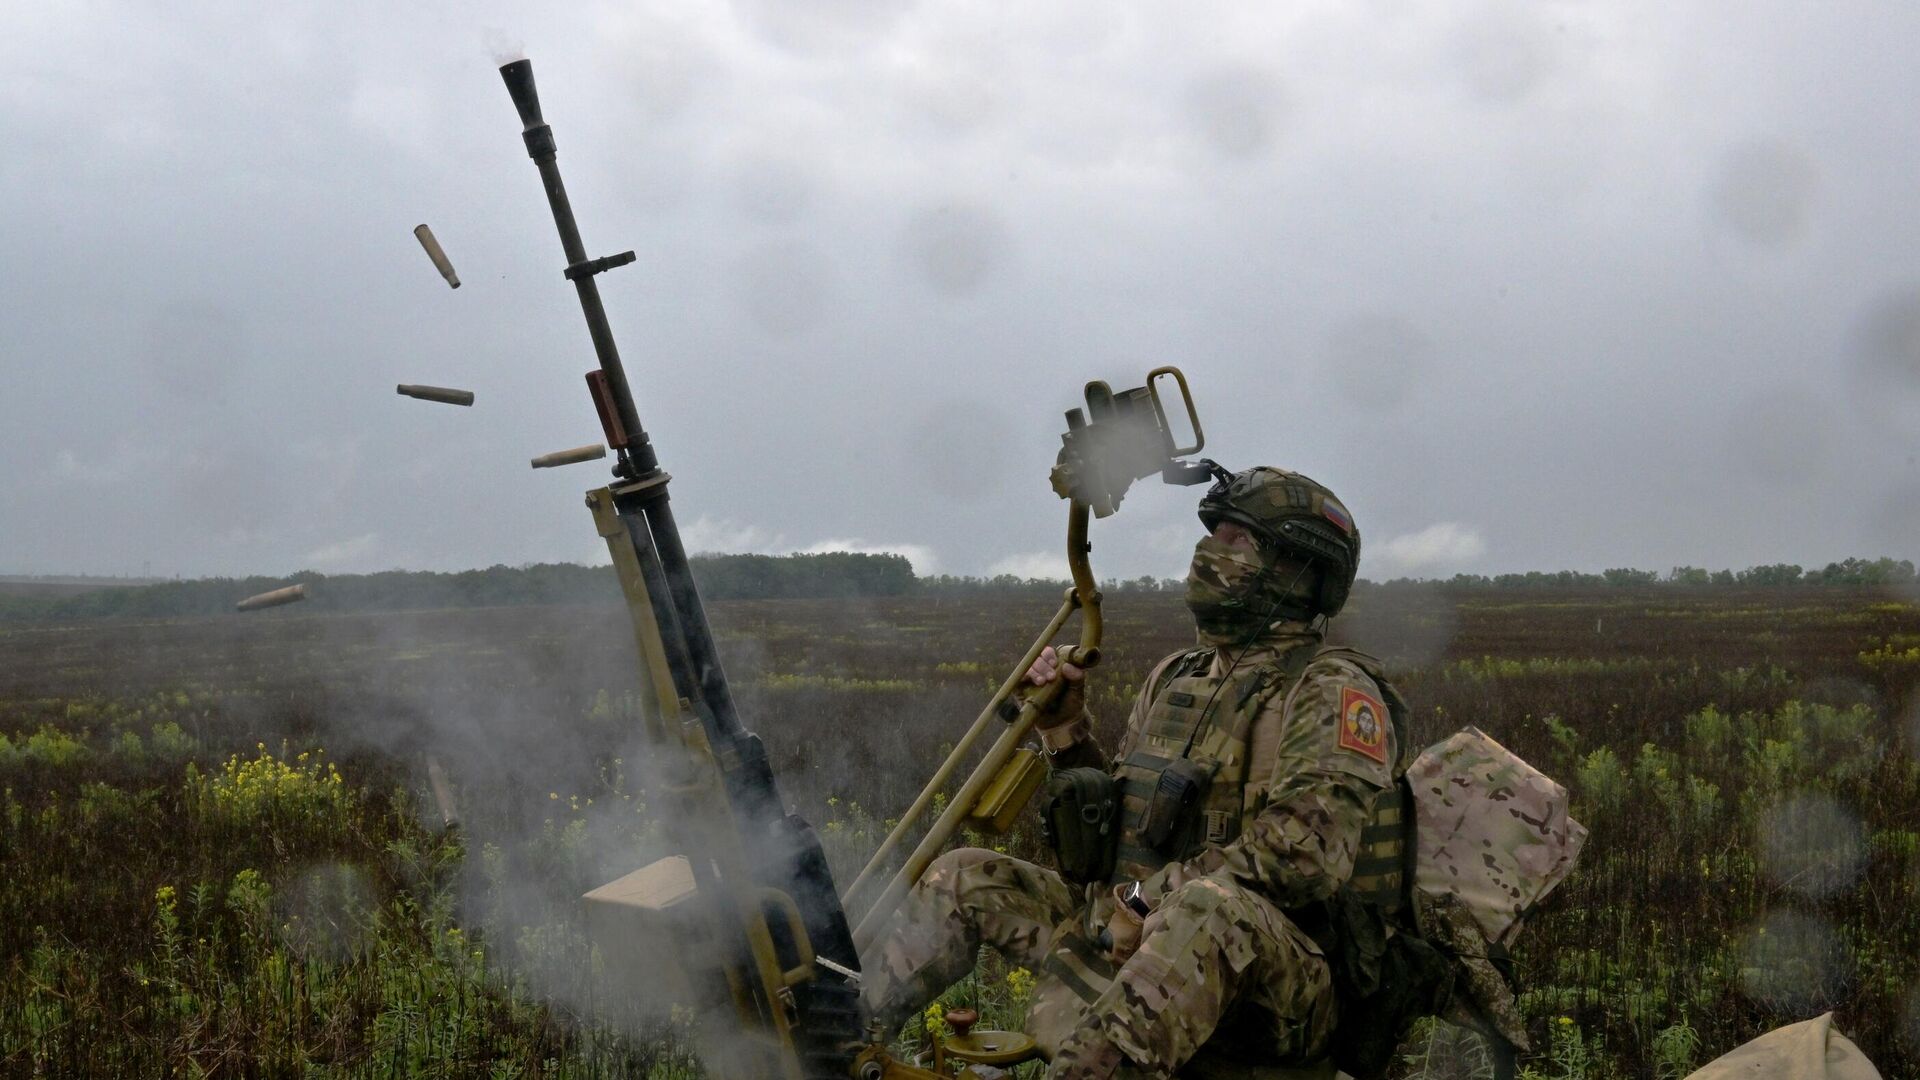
<box><xmin>900</xmin><ymin>203</ymin><xmax>1011</xmax><ymax>297</ymax></box>
<box><xmin>1724</xmin><ymin>387</ymin><xmax>1836</xmax><ymax>485</ymax></box>
<box><xmin>905</xmin><ymin>398</ymin><xmax>1019</xmax><ymax>503</ymax></box>
<box><xmin>1322</xmin><ymin>314</ymin><xmax>1432</xmax><ymax>410</ymax></box>
<box><xmin>729</xmin><ymin>0</ymin><xmax>916</xmax><ymax>57</ymax></box>
<box><xmin>1710</xmin><ymin>139</ymin><xmax>1820</xmax><ymax>246</ymax></box>
<box><xmin>732</xmin><ymin>239</ymin><xmax>835</xmax><ymax>338</ymax></box>
<box><xmin>1450</xmin><ymin>2</ymin><xmax>1563</xmax><ymax>105</ymax></box>
<box><xmin>1853</xmin><ymin>287</ymin><xmax>1920</xmax><ymax>397</ymax></box>
<box><xmin>3</xmin><ymin>1</ymin><xmax>1919</xmax><ymax>580</ymax></box>
<box><xmin>1182</xmin><ymin>67</ymin><xmax>1286</xmax><ymax>163</ymax></box>
<box><xmin>732</xmin><ymin>154</ymin><xmax>816</xmax><ymax>226</ymax></box>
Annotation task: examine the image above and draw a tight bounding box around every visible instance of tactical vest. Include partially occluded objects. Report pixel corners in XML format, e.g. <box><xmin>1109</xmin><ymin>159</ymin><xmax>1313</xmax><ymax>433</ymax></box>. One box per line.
<box><xmin>1109</xmin><ymin>643</ymin><xmax>1413</xmax><ymax>915</ymax></box>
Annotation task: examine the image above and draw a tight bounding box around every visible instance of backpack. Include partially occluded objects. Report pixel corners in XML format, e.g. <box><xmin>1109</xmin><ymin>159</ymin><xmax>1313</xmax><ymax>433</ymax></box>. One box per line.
<box><xmin>1300</xmin><ymin>658</ymin><xmax>1586</xmax><ymax>1078</ymax></box>
<box><xmin>1399</xmin><ymin>726</ymin><xmax>1589</xmax><ymax>1069</ymax></box>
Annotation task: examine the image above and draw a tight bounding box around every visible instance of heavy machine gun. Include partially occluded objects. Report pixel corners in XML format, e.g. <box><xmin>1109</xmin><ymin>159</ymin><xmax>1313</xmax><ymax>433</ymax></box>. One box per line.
<box><xmin>501</xmin><ymin>58</ymin><xmax>861</xmax><ymax>1079</ymax></box>
<box><xmin>500</xmin><ymin>57</ymin><xmax>1211</xmax><ymax>1078</ymax></box>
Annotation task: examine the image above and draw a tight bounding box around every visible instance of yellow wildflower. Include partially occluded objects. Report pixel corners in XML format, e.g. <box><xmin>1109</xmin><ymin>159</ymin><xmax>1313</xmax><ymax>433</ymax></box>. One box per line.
<box><xmin>924</xmin><ymin>1002</ymin><xmax>950</xmax><ymax>1039</ymax></box>
<box><xmin>1006</xmin><ymin>966</ymin><xmax>1034</xmax><ymax>999</ymax></box>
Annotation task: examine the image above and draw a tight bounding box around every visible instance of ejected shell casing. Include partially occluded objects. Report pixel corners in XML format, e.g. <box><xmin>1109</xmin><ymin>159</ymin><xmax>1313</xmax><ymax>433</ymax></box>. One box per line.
<box><xmin>413</xmin><ymin>224</ymin><xmax>461</xmax><ymax>288</ymax></box>
<box><xmin>531</xmin><ymin>443</ymin><xmax>607</xmax><ymax>469</ymax></box>
<box><xmin>397</xmin><ymin>384</ymin><xmax>476</xmax><ymax>407</ymax></box>
<box><xmin>426</xmin><ymin>755</ymin><xmax>459</xmax><ymax>829</ymax></box>
<box><xmin>236</xmin><ymin>584</ymin><xmax>307</xmax><ymax>612</ymax></box>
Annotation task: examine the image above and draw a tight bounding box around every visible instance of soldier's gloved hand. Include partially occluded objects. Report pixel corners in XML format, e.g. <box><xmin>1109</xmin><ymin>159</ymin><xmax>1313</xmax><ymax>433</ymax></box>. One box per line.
<box><xmin>1025</xmin><ymin>645</ymin><xmax>1086</xmax><ymax>727</ymax></box>
<box><xmin>1100</xmin><ymin>881</ymin><xmax>1147</xmax><ymax>963</ymax></box>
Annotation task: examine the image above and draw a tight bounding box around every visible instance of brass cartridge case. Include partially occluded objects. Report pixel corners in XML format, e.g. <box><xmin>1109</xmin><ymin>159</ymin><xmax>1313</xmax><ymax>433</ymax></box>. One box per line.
<box><xmin>413</xmin><ymin>224</ymin><xmax>461</xmax><ymax>288</ymax></box>
<box><xmin>236</xmin><ymin>584</ymin><xmax>307</xmax><ymax>611</ymax></box>
<box><xmin>531</xmin><ymin>443</ymin><xmax>607</xmax><ymax>469</ymax></box>
<box><xmin>397</xmin><ymin>384</ymin><xmax>476</xmax><ymax>406</ymax></box>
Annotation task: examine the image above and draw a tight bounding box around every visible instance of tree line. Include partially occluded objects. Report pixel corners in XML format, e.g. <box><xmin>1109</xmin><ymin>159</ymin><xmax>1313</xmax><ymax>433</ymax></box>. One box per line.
<box><xmin>0</xmin><ymin>554</ymin><xmax>1910</xmax><ymax>622</ymax></box>
<box><xmin>925</xmin><ymin>557</ymin><xmax>1918</xmax><ymax>592</ymax></box>
<box><xmin>0</xmin><ymin>552</ymin><xmax>917</xmax><ymax>621</ymax></box>
<box><xmin>1404</xmin><ymin>557</ymin><xmax>1916</xmax><ymax>590</ymax></box>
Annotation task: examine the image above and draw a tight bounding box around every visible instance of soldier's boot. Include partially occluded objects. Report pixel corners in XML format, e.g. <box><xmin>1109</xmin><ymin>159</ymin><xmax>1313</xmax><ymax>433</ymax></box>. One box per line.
<box><xmin>862</xmin><ymin>847</ymin><xmax>1079</xmax><ymax>1034</ymax></box>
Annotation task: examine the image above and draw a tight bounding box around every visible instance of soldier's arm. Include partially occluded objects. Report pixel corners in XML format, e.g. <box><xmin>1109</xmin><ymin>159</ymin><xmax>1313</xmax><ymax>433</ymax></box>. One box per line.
<box><xmin>1147</xmin><ymin>658</ymin><xmax>1393</xmax><ymax>908</ymax></box>
<box><xmin>1037</xmin><ymin>708</ymin><xmax>1108</xmax><ymax>770</ymax></box>
<box><xmin>1039</xmin><ymin>651</ymin><xmax>1182</xmax><ymax>771</ymax></box>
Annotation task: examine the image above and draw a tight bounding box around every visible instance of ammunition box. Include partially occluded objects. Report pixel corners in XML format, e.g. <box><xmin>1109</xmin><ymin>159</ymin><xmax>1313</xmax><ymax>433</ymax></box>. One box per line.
<box><xmin>583</xmin><ymin>855</ymin><xmax>701</xmax><ymax>1016</ymax></box>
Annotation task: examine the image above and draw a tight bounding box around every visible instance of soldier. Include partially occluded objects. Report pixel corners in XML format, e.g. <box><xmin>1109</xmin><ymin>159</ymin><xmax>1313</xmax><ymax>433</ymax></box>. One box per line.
<box><xmin>862</xmin><ymin>466</ymin><xmax>1430</xmax><ymax>1079</ymax></box>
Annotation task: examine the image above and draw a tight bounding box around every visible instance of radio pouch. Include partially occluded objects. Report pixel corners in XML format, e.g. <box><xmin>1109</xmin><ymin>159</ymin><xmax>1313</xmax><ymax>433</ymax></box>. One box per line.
<box><xmin>1139</xmin><ymin>757</ymin><xmax>1211</xmax><ymax>856</ymax></box>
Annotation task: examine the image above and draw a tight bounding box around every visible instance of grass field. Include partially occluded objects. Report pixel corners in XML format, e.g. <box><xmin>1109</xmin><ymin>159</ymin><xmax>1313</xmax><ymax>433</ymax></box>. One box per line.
<box><xmin>1</xmin><ymin>584</ymin><xmax>1916</xmax><ymax>1077</ymax></box>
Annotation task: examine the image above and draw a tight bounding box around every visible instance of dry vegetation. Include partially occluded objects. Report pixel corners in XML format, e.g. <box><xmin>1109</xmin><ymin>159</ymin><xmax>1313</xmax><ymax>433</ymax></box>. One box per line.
<box><xmin>1</xmin><ymin>585</ymin><xmax>1916</xmax><ymax>1077</ymax></box>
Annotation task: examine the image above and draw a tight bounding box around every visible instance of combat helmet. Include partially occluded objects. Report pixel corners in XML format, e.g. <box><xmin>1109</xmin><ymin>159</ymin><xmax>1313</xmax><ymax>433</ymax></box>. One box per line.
<box><xmin>1197</xmin><ymin>466</ymin><xmax>1361</xmax><ymax>618</ymax></box>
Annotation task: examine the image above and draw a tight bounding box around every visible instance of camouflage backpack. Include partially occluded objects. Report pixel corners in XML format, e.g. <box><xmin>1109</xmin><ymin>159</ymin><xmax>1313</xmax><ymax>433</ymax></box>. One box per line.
<box><xmin>1311</xmin><ymin>712</ymin><xmax>1586</xmax><ymax>1078</ymax></box>
<box><xmin>1402</xmin><ymin>727</ymin><xmax>1589</xmax><ymax>1060</ymax></box>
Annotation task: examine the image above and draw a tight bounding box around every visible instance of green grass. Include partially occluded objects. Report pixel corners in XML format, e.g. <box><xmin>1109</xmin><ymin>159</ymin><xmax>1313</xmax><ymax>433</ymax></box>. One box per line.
<box><xmin>0</xmin><ymin>587</ymin><xmax>1914</xmax><ymax>1077</ymax></box>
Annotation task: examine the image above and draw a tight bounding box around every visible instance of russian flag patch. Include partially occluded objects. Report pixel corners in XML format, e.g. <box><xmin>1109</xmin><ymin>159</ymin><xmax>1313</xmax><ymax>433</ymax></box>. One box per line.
<box><xmin>1322</xmin><ymin>497</ymin><xmax>1353</xmax><ymax>535</ymax></box>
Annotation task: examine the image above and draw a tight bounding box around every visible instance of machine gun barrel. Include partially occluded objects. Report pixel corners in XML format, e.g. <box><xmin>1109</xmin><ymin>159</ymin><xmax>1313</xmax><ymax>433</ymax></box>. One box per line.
<box><xmin>499</xmin><ymin>59</ymin><xmax>652</xmax><ymax>477</ymax></box>
<box><xmin>498</xmin><ymin>58</ymin><xmax>743</xmax><ymax>745</ymax></box>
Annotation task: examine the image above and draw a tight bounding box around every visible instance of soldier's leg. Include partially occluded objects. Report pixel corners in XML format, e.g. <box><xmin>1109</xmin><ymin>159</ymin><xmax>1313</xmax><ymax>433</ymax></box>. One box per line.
<box><xmin>1049</xmin><ymin>878</ymin><xmax>1335</xmax><ymax>1080</ymax></box>
<box><xmin>862</xmin><ymin>847</ymin><xmax>1079</xmax><ymax>1033</ymax></box>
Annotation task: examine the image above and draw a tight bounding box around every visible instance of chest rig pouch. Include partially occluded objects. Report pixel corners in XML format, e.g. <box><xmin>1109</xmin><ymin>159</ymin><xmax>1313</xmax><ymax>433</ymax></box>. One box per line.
<box><xmin>1041</xmin><ymin>767</ymin><xmax>1120</xmax><ymax>885</ymax></box>
<box><xmin>1138</xmin><ymin>757</ymin><xmax>1211</xmax><ymax>853</ymax></box>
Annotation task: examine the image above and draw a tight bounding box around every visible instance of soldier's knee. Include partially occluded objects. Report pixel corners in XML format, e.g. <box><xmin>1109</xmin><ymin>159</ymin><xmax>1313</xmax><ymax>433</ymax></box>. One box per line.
<box><xmin>1142</xmin><ymin>878</ymin><xmax>1304</xmax><ymax>978</ymax></box>
<box><xmin>928</xmin><ymin>846</ymin><xmax>998</xmax><ymax>876</ymax></box>
<box><xmin>924</xmin><ymin>846</ymin><xmax>1039</xmax><ymax>909</ymax></box>
<box><xmin>922</xmin><ymin>847</ymin><xmax>997</xmax><ymax>895</ymax></box>
<box><xmin>1154</xmin><ymin>877</ymin><xmax>1244</xmax><ymax>927</ymax></box>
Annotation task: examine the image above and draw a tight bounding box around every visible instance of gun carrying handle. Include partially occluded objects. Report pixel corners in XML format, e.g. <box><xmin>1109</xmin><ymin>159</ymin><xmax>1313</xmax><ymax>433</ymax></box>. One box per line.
<box><xmin>1147</xmin><ymin>366</ymin><xmax>1204</xmax><ymax>458</ymax></box>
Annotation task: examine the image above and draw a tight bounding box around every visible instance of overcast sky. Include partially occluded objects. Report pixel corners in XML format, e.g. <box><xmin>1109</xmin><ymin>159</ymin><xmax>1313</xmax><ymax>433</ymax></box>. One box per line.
<box><xmin>4</xmin><ymin>2</ymin><xmax>1918</xmax><ymax>582</ymax></box>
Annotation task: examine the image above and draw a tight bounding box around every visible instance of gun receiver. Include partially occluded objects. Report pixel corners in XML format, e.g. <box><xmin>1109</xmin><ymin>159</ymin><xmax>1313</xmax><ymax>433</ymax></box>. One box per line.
<box><xmin>500</xmin><ymin>58</ymin><xmax>862</xmax><ymax>1080</ymax></box>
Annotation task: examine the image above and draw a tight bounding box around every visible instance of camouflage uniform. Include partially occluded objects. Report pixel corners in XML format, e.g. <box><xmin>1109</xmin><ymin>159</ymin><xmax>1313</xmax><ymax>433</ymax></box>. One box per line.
<box><xmin>864</xmin><ymin>628</ymin><xmax>1404</xmax><ymax>1078</ymax></box>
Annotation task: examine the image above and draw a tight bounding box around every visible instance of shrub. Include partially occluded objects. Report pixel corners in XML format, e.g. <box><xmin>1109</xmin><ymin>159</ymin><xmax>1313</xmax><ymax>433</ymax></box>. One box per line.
<box><xmin>186</xmin><ymin>744</ymin><xmax>351</xmax><ymax>832</ymax></box>
<box><xmin>1574</xmin><ymin>747</ymin><xmax>1627</xmax><ymax>817</ymax></box>
<box><xmin>149</xmin><ymin>720</ymin><xmax>196</xmax><ymax>761</ymax></box>
<box><xmin>0</xmin><ymin>727</ymin><xmax>89</xmax><ymax>769</ymax></box>
<box><xmin>1682</xmin><ymin>706</ymin><xmax>1734</xmax><ymax>760</ymax></box>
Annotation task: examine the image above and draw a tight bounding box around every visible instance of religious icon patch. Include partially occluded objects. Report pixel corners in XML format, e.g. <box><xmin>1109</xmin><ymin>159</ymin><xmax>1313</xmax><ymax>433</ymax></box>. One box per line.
<box><xmin>1338</xmin><ymin>686</ymin><xmax>1389</xmax><ymax>764</ymax></box>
